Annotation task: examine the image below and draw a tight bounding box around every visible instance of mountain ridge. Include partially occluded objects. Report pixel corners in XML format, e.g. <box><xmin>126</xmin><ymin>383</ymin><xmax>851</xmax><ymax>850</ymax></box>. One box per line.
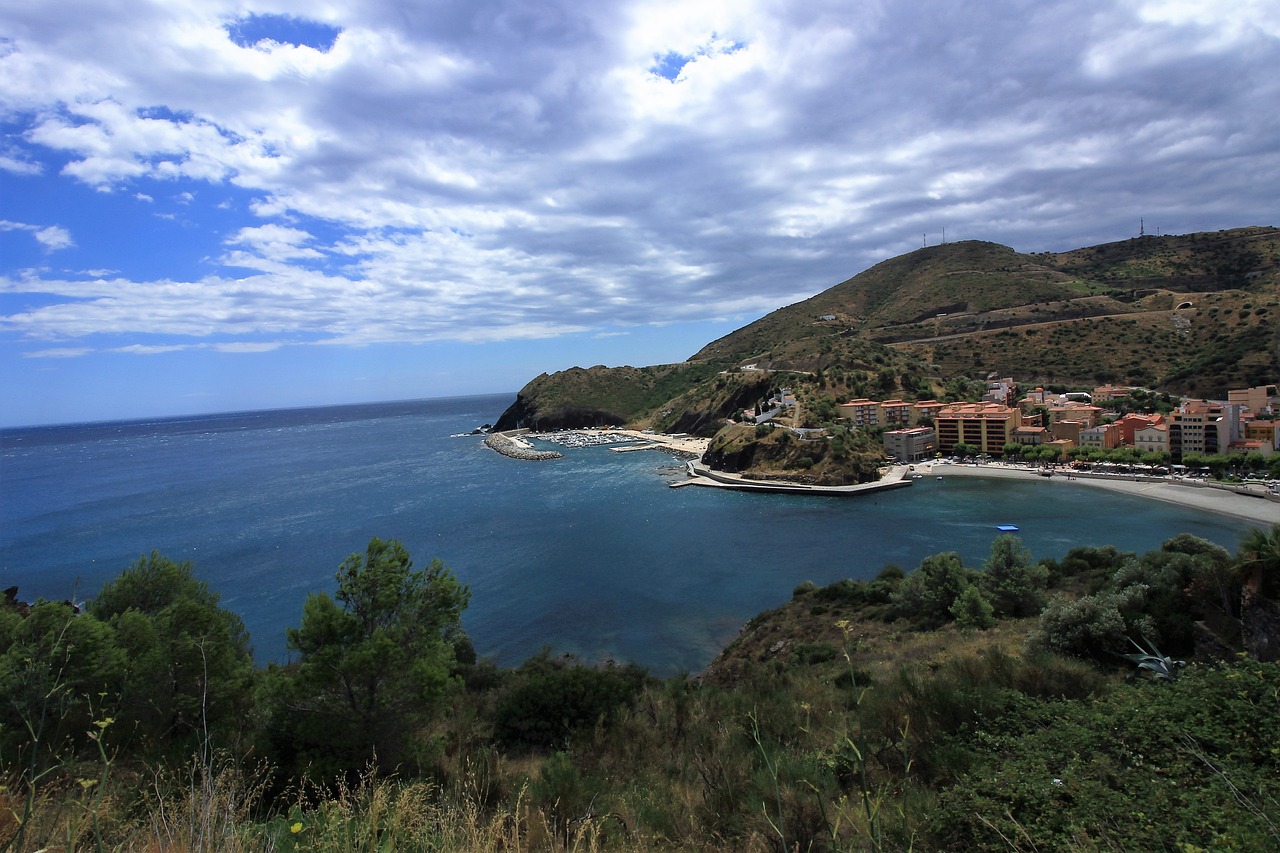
<box><xmin>495</xmin><ymin>226</ymin><xmax>1280</xmax><ymax>433</ymax></box>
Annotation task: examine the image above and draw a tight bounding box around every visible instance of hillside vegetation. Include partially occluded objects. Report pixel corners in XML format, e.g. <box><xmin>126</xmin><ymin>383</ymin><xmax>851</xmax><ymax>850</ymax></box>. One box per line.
<box><xmin>5</xmin><ymin>527</ymin><xmax>1279</xmax><ymax>851</ymax></box>
<box><xmin>497</xmin><ymin>226</ymin><xmax>1280</xmax><ymax>432</ymax></box>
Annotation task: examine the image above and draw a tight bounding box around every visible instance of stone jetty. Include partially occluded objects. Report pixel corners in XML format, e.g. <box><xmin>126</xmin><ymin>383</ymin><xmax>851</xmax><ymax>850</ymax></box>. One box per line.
<box><xmin>484</xmin><ymin>432</ymin><xmax>563</xmax><ymax>461</ymax></box>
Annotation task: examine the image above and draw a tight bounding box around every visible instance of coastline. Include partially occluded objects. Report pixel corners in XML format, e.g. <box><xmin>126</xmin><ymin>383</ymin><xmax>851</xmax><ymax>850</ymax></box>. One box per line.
<box><xmin>927</xmin><ymin>462</ymin><xmax>1280</xmax><ymax>526</ymax></box>
<box><xmin>499</xmin><ymin>427</ymin><xmax>1278</xmax><ymax>526</ymax></box>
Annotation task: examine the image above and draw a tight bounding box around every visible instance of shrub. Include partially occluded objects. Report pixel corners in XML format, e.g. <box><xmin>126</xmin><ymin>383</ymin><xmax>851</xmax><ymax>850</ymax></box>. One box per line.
<box><xmin>792</xmin><ymin>580</ymin><xmax>817</xmax><ymax>598</ymax></box>
<box><xmin>893</xmin><ymin>552</ymin><xmax>976</xmax><ymax>627</ymax></box>
<box><xmin>493</xmin><ymin>658</ymin><xmax>651</xmax><ymax>751</ymax></box>
<box><xmin>929</xmin><ymin>660</ymin><xmax>1280</xmax><ymax>851</ymax></box>
<box><xmin>792</xmin><ymin>642</ymin><xmax>838</xmax><ymax>666</ymax></box>
<box><xmin>1025</xmin><ymin>587</ymin><xmax>1154</xmax><ymax>662</ymax></box>
<box><xmin>979</xmin><ymin>534</ymin><xmax>1048</xmax><ymax>617</ymax></box>
<box><xmin>950</xmin><ymin>586</ymin><xmax>995</xmax><ymax>631</ymax></box>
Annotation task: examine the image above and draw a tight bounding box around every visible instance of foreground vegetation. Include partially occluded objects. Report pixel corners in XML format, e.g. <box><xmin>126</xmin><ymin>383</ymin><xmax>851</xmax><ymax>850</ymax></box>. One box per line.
<box><xmin>3</xmin><ymin>525</ymin><xmax>1279</xmax><ymax>851</ymax></box>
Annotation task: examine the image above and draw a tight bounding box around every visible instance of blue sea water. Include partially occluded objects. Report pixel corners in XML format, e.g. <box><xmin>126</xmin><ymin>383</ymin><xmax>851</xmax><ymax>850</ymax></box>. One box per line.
<box><xmin>0</xmin><ymin>394</ymin><xmax>1264</xmax><ymax>675</ymax></box>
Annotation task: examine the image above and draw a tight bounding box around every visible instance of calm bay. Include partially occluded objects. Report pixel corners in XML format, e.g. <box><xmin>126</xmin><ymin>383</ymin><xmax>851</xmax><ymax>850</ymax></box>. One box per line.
<box><xmin>0</xmin><ymin>393</ymin><xmax>1263</xmax><ymax>675</ymax></box>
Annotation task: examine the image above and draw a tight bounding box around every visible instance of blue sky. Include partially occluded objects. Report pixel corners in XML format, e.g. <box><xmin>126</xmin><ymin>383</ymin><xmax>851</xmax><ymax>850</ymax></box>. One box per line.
<box><xmin>2</xmin><ymin>1</ymin><xmax>1279</xmax><ymax>427</ymax></box>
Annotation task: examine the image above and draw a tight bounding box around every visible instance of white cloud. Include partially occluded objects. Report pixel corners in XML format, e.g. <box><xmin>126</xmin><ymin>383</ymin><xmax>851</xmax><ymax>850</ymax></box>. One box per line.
<box><xmin>0</xmin><ymin>219</ymin><xmax>74</xmax><ymax>251</ymax></box>
<box><xmin>34</xmin><ymin>225</ymin><xmax>74</xmax><ymax>250</ymax></box>
<box><xmin>0</xmin><ymin>152</ymin><xmax>43</xmax><ymax>175</ymax></box>
<box><xmin>23</xmin><ymin>346</ymin><xmax>93</xmax><ymax>358</ymax></box>
<box><xmin>0</xmin><ymin>0</ymin><xmax>1278</xmax><ymax>356</ymax></box>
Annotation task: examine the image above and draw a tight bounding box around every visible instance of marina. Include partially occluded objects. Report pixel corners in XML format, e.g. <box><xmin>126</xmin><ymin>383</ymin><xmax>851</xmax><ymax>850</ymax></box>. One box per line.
<box><xmin>532</xmin><ymin>430</ymin><xmax>636</xmax><ymax>448</ymax></box>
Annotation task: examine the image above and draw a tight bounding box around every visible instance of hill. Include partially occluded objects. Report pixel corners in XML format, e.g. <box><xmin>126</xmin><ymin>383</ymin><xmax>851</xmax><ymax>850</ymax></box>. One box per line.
<box><xmin>496</xmin><ymin>226</ymin><xmax>1280</xmax><ymax>432</ymax></box>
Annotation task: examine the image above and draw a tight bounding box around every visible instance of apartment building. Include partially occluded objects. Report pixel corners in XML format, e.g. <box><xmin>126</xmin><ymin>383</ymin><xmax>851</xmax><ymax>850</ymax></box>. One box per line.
<box><xmin>1050</xmin><ymin>420</ymin><xmax>1085</xmax><ymax>446</ymax></box>
<box><xmin>837</xmin><ymin>398</ymin><xmax>932</xmax><ymax>427</ymax></box>
<box><xmin>1244</xmin><ymin>419</ymin><xmax>1279</xmax><ymax>451</ymax></box>
<box><xmin>1079</xmin><ymin>421</ymin><xmax>1123</xmax><ymax>450</ymax></box>
<box><xmin>1046</xmin><ymin>401</ymin><xmax>1104</xmax><ymax>427</ymax></box>
<box><xmin>984</xmin><ymin>378</ymin><xmax>1018</xmax><ymax>406</ymax></box>
<box><xmin>912</xmin><ymin>400</ymin><xmax>946</xmax><ymax>424</ymax></box>
<box><xmin>1228</xmin><ymin>439</ymin><xmax>1270</xmax><ymax>457</ymax></box>
<box><xmin>1168</xmin><ymin>401</ymin><xmax>1224</xmax><ymax>459</ymax></box>
<box><xmin>879</xmin><ymin>400</ymin><xmax>912</xmax><ymax>426</ymax></box>
<box><xmin>1116</xmin><ymin>412</ymin><xmax>1163</xmax><ymax>445</ymax></box>
<box><xmin>835</xmin><ymin>398</ymin><xmax>880</xmax><ymax>426</ymax></box>
<box><xmin>935</xmin><ymin>402</ymin><xmax>1022</xmax><ymax>456</ymax></box>
<box><xmin>1012</xmin><ymin>425</ymin><xmax>1048</xmax><ymax>446</ymax></box>
<box><xmin>1228</xmin><ymin>384</ymin><xmax>1280</xmax><ymax>416</ymax></box>
<box><xmin>1134</xmin><ymin>423</ymin><xmax>1169</xmax><ymax>454</ymax></box>
<box><xmin>883</xmin><ymin>426</ymin><xmax>936</xmax><ymax>462</ymax></box>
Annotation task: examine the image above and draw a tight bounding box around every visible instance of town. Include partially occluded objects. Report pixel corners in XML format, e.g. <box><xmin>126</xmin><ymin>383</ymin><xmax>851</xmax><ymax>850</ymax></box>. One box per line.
<box><xmin>751</xmin><ymin>381</ymin><xmax>1280</xmax><ymax>482</ymax></box>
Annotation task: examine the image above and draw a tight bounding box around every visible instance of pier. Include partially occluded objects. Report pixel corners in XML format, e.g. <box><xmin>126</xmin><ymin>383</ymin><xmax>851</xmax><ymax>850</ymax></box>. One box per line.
<box><xmin>677</xmin><ymin>461</ymin><xmax>913</xmax><ymax>496</ymax></box>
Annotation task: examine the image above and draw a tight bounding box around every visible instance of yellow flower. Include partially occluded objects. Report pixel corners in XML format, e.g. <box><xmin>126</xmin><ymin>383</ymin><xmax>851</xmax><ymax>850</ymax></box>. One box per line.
<box><xmin>291</xmin><ymin>821</ymin><xmax>303</xmax><ymax>834</ymax></box>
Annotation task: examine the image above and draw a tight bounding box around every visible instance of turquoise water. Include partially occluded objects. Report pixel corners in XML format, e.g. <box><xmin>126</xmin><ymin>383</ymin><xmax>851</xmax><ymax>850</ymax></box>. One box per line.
<box><xmin>0</xmin><ymin>394</ymin><xmax>1262</xmax><ymax>675</ymax></box>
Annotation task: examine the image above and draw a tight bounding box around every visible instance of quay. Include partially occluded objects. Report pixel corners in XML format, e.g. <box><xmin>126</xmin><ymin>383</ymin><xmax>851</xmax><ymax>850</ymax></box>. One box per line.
<box><xmin>678</xmin><ymin>461</ymin><xmax>913</xmax><ymax>496</ymax></box>
<box><xmin>484</xmin><ymin>431</ymin><xmax>563</xmax><ymax>460</ymax></box>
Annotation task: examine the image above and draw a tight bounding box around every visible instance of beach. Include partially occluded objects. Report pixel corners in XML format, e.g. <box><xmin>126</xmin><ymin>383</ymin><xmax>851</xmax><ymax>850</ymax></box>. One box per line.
<box><xmin>924</xmin><ymin>462</ymin><xmax>1280</xmax><ymax>526</ymax></box>
<box><xmin>523</xmin><ymin>428</ymin><xmax>1279</xmax><ymax>526</ymax></box>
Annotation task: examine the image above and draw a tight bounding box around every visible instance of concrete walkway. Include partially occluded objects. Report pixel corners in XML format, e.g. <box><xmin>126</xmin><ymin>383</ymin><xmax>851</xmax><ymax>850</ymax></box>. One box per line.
<box><xmin>680</xmin><ymin>461</ymin><xmax>913</xmax><ymax>496</ymax></box>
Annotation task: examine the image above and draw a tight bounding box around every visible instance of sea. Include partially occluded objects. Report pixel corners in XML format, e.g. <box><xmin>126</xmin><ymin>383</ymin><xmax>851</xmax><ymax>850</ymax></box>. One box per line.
<box><xmin>0</xmin><ymin>393</ymin><xmax>1264</xmax><ymax>676</ymax></box>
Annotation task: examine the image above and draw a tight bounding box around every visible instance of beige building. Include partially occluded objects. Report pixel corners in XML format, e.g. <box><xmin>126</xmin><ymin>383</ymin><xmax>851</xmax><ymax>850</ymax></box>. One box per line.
<box><xmin>836</xmin><ymin>398</ymin><xmax>880</xmax><ymax>426</ymax></box>
<box><xmin>1244</xmin><ymin>419</ymin><xmax>1279</xmax><ymax>451</ymax></box>
<box><xmin>1092</xmin><ymin>384</ymin><xmax>1139</xmax><ymax>402</ymax></box>
<box><xmin>1045</xmin><ymin>438</ymin><xmax>1075</xmax><ymax>462</ymax></box>
<box><xmin>1050</xmin><ymin>420</ymin><xmax>1085</xmax><ymax>445</ymax></box>
<box><xmin>879</xmin><ymin>400</ymin><xmax>912</xmax><ymax>426</ymax></box>
<box><xmin>1168</xmin><ymin>400</ymin><xmax>1234</xmax><ymax>459</ymax></box>
<box><xmin>936</xmin><ymin>402</ymin><xmax>1022</xmax><ymax>456</ymax></box>
<box><xmin>1012</xmin><ymin>425</ymin><xmax>1048</xmax><ymax>446</ymax></box>
<box><xmin>1134</xmin><ymin>423</ymin><xmax>1169</xmax><ymax>454</ymax></box>
<box><xmin>1047</xmin><ymin>402</ymin><xmax>1104</xmax><ymax>427</ymax></box>
<box><xmin>836</xmin><ymin>397</ymin><xmax>945</xmax><ymax>428</ymax></box>
<box><xmin>1228</xmin><ymin>384</ymin><xmax>1279</xmax><ymax>415</ymax></box>
<box><xmin>912</xmin><ymin>400</ymin><xmax>945</xmax><ymax>424</ymax></box>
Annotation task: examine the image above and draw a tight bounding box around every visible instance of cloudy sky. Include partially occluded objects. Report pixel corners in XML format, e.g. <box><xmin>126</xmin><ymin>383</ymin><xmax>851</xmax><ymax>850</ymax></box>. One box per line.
<box><xmin>2</xmin><ymin>0</ymin><xmax>1277</xmax><ymax>426</ymax></box>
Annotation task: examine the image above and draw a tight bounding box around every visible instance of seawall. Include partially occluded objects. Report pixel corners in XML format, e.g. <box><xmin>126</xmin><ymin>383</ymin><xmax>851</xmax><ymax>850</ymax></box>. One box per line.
<box><xmin>484</xmin><ymin>431</ymin><xmax>563</xmax><ymax>461</ymax></box>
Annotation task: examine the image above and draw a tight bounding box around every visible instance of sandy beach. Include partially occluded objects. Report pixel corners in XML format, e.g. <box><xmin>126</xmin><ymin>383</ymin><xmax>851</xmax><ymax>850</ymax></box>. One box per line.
<box><xmin>924</xmin><ymin>462</ymin><xmax>1280</xmax><ymax>526</ymax></box>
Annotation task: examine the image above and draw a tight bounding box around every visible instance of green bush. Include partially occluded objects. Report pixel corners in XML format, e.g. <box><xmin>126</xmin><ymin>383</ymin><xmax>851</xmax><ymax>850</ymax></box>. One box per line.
<box><xmin>929</xmin><ymin>660</ymin><xmax>1280</xmax><ymax>850</ymax></box>
<box><xmin>950</xmin><ymin>586</ymin><xmax>995</xmax><ymax>631</ymax></box>
<box><xmin>791</xmin><ymin>642</ymin><xmax>838</xmax><ymax>665</ymax></box>
<box><xmin>493</xmin><ymin>657</ymin><xmax>651</xmax><ymax>751</ymax></box>
<box><xmin>1025</xmin><ymin>587</ymin><xmax>1154</xmax><ymax>662</ymax></box>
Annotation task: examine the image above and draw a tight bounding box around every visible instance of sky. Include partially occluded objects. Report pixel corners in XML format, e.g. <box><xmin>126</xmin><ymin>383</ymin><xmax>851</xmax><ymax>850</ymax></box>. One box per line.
<box><xmin>2</xmin><ymin>1</ymin><xmax>1278</xmax><ymax>427</ymax></box>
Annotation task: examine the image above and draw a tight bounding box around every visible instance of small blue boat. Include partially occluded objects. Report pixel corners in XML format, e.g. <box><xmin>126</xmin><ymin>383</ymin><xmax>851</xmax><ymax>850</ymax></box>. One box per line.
<box><xmin>995</xmin><ymin>525</ymin><xmax>1019</xmax><ymax>532</ymax></box>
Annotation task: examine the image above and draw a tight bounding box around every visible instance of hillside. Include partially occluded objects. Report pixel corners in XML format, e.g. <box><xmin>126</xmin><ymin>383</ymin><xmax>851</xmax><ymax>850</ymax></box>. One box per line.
<box><xmin>9</xmin><ymin>531</ymin><xmax>1278</xmax><ymax>851</ymax></box>
<box><xmin>496</xmin><ymin>226</ymin><xmax>1280</xmax><ymax>432</ymax></box>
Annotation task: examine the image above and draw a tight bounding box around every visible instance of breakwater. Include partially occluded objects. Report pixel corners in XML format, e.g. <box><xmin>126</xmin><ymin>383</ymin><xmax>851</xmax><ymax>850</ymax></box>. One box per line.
<box><xmin>484</xmin><ymin>432</ymin><xmax>563</xmax><ymax>460</ymax></box>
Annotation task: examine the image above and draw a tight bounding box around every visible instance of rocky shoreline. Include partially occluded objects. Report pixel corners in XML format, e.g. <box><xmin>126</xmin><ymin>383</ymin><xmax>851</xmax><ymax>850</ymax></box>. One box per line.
<box><xmin>484</xmin><ymin>432</ymin><xmax>563</xmax><ymax>461</ymax></box>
